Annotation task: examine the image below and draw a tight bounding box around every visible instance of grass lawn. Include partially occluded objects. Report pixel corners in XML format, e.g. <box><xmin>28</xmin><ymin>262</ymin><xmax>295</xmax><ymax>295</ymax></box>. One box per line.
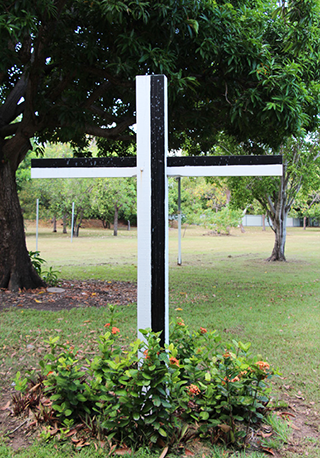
<box><xmin>1</xmin><ymin>222</ymin><xmax>320</xmax><ymax>457</ymax></box>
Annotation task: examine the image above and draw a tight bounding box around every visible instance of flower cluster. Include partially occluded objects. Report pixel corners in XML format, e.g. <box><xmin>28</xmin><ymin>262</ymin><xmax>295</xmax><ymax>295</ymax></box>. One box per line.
<box><xmin>169</xmin><ymin>357</ymin><xmax>180</xmax><ymax>367</ymax></box>
<box><xmin>187</xmin><ymin>384</ymin><xmax>201</xmax><ymax>396</ymax></box>
<box><xmin>255</xmin><ymin>361</ymin><xmax>270</xmax><ymax>372</ymax></box>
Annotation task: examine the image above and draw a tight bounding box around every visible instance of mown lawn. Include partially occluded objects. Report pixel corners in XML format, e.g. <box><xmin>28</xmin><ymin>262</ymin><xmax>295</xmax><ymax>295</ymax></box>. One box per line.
<box><xmin>1</xmin><ymin>223</ymin><xmax>320</xmax><ymax>457</ymax></box>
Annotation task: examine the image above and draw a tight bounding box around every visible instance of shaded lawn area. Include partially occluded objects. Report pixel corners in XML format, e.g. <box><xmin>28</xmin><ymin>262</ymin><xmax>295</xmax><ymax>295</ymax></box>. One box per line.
<box><xmin>0</xmin><ymin>225</ymin><xmax>320</xmax><ymax>456</ymax></box>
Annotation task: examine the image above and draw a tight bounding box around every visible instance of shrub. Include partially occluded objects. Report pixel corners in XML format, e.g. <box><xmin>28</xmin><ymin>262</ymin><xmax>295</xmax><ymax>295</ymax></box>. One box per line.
<box><xmin>13</xmin><ymin>310</ymin><xmax>277</xmax><ymax>449</ymax></box>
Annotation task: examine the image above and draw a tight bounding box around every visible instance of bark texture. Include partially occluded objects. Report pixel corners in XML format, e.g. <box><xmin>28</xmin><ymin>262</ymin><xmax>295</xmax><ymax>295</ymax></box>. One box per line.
<box><xmin>264</xmin><ymin>164</ymin><xmax>291</xmax><ymax>262</ymax></box>
<box><xmin>113</xmin><ymin>204</ymin><xmax>119</xmax><ymax>236</ymax></box>
<box><xmin>0</xmin><ymin>161</ymin><xmax>45</xmax><ymax>291</ymax></box>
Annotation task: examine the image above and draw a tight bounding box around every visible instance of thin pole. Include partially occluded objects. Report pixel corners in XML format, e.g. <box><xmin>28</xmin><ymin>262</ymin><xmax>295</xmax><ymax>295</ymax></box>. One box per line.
<box><xmin>71</xmin><ymin>202</ymin><xmax>75</xmax><ymax>243</ymax></box>
<box><xmin>177</xmin><ymin>177</ymin><xmax>182</xmax><ymax>265</ymax></box>
<box><xmin>36</xmin><ymin>198</ymin><xmax>39</xmax><ymax>252</ymax></box>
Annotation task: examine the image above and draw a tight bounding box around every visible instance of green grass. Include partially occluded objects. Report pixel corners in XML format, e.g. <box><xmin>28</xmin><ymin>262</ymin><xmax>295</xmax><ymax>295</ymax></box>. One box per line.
<box><xmin>1</xmin><ymin>223</ymin><xmax>320</xmax><ymax>456</ymax></box>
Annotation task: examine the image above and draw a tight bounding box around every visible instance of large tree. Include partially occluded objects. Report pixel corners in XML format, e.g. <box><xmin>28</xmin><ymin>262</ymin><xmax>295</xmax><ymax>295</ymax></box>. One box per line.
<box><xmin>229</xmin><ymin>135</ymin><xmax>320</xmax><ymax>260</ymax></box>
<box><xmin>1</xmin><ymin>0</ymin><xmax>320</xmax><ymax>289</ymax></box>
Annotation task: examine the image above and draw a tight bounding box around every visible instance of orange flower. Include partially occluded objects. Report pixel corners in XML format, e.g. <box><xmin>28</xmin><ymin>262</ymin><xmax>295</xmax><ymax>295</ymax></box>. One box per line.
<box><xmin>177</xmin><ymin>320</ymin><xmax>185</xmax><ymax>326</ymax></box>
<box><xmin>231</xmin><ymin>376</ymin><xmax>240</xmax><ymax>383</ymax></box>
<box><xmin>47</xmin><ymin>371</ymin><xmax>54</xmax><ymax>376</ymax></box>
<box><xmin>143</xmin><ymin>349</ymin><xmax>150</xmax><ymax>360</ymax></box>
<box><xmin>111</xmin><ymin>327</ymin><xmax>120</xmax><ymax>334</ymax></box>
<box><xmin>223</xmin><ymin>352</ymin><xmax>231</xmax><ymax>359</ymax></box>
<box><xmin>255</xmin><ymin>361</ymin><xmax>270</xmax><ymax>372</ymax></box>
<box><xmin>104</xmin><ymin>323</ymin><xmax>111</xmax><ymax>327</ymax></box>
<box><xmin>200</xmin><ymin>327</ymin><xmax>207</xmax><ymax>334</ymax></box>
<box><xmin>169</xmin><ymin>357</ymin><xmax>180</xmax><ymax>367</ymax></box>
<box><xmin>187</xmin><ymin>384</ymin><xmax>201</xmax><ymax>396</ymax></box>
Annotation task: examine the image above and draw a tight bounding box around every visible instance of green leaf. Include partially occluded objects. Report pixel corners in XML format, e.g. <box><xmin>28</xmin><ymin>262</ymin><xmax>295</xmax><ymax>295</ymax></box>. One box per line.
<box><xmin>158</xmin><ymin>427</ymin><xmax>167</xmax><ymax>437</ymax></box>
<box><xmin>200</xmin><ymin>411</ymin><xmax>210</xmax><ymax>420</ymax></box>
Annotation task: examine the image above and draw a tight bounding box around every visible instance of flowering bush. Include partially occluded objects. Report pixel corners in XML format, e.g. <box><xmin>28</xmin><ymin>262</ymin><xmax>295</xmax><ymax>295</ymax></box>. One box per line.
<box><xmin>14</xmin><ymin>309</ymin><xmax>277</xmax><ymax>449</ymax></box>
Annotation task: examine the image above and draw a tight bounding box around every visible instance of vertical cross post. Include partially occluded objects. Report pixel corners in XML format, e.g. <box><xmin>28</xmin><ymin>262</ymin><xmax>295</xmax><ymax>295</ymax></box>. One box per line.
<box><xmin>177</xmin><ymin>177</ymin><xmax>182</xmax><ymax>266</ymax></box>
<box><xmin>136</xmin><ymin>75</ymin><xmax>169</xmax><ymax>347</ymax></box>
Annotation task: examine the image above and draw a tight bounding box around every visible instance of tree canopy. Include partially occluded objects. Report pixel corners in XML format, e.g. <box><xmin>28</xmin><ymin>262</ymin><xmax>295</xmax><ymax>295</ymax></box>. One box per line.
<box><xmin>2</xmin><ymin>0</ymin><xmax>320</xmax><ymax>159</ymax></box>
<box><xmin>1</xmin><ymin>0</ymin><xmax>320</xmax><ymax>289</ymax></box>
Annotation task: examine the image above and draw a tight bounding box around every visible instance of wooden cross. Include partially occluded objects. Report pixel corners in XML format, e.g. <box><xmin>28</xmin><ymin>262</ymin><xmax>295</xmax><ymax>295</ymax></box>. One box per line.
<box><xmin>32</xmin><ymin>75</ymin><xmax>282</xmax><ymax>347</ymax></box>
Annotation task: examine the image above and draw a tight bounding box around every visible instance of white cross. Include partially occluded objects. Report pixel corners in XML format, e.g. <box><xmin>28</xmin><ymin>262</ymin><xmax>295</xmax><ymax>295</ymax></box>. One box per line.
<box><xmin>32</xmin><ymin>75</ymin><xmax>282</xmax><ymax>347</ymax></box>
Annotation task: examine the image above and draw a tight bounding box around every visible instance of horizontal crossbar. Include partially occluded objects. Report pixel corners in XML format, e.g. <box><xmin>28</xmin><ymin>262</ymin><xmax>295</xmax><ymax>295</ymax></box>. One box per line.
<box><xmin>31</xmin><ymin>155</ymin><xmax>282</xmax><ymax>179</ymax></box>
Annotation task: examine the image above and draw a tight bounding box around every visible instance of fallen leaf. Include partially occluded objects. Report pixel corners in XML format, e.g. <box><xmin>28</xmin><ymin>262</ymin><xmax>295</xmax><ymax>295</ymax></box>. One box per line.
<box><xmin>289</xmin><ymin>423</ymin><xmax>301</xmax><ymax>431</ymax></box>
<box><xmin>184</xmin><ymin>449</ymin><xmax>194</xmax><ymax>456</ymax></box>
<box><xmin>114</xmin><ymin>447</ymin><xmax>132</xmax><ymax>455</ymax></box>
<box><xmin>159</xmin><ymin>446</ymin><xmax>169</xmax><ymax>458</ymax></box>
<box><xmin>65</xmin><ymin>429</ymin><xmax>77</xmax><ymax>437</ymax></box>
<box><xmin>279</xmin><ymin>411</ymin><xmax>295</xmax><ymax>418</ymax></box>
<box><xmin>262</xmin><ymin>447</ymin><xmax>275</xmax><ymax>456</ymax></box>
<box><xmin>0</xmin><ymin>401</ymin><xmax>11</xmax><ymax>410</ymax></box>
<box><xmin>218</xmin><ymin>424</ymin><xmax>232</xmax><ymax>433</ymax></box>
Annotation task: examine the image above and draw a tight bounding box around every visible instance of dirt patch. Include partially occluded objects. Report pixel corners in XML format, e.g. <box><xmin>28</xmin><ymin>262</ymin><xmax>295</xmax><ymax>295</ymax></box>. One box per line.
<box><xmin>0</xmin><ymin>280</ymin><xmax>137</xmax><ymax>312</ymax></box>
<box><xmin>1</xmin><ymin>388</ymin><xmax>319</xmax><ymax>455</ymax></box>
<box><xmin>0</xmin><ymin>386</ymin><xmax>36</xmax><ymax>451</ymax></box>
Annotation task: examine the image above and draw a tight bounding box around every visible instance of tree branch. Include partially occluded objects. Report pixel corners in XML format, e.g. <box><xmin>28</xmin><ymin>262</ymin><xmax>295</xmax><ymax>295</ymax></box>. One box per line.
<box><xmin>84</xmin><ymin>81</ymin><xmax>113</xmax><ymax>108</ymax></box>
<box><xmin>0</xmin><ymin>74</ymin><xmax>28</xmax><ymax>126</ymax></box>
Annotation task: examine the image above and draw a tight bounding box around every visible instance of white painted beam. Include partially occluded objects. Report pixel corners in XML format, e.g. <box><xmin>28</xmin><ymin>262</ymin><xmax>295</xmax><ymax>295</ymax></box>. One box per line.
<box><xmin>167</xmin><ymin>164</ymin><xmax>283</xmax><ymax>177</ymax></box>
<box><xmin>136</xmin><ymin>75</ymin><xmax>152</xmax><ymax>337</ymax></box>
<box><xmin>31</xmin><ymin>167</ymin><xmax>137</xmax><ymax>179</ymax></box>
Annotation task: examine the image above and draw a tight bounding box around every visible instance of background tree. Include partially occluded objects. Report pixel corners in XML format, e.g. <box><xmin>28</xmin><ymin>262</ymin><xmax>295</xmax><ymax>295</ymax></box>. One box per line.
<box><xmin>290</xmin><ymin>189</ymin><xmax>320</xmax><ymax>229</ymax></box>
<box><xmin>229</xmin><ymin>135</ymin><xmax>320</xmax><ymax>260</ymax></box>
<box><xmin>1</xmin><ymin>0</ymin><xmax>320</xmax><ymax>289</ymax></box>
<box><xmin>91</xmin><ymin>178</ymin><xmax>136</xmax><ymax>236</ymax></box>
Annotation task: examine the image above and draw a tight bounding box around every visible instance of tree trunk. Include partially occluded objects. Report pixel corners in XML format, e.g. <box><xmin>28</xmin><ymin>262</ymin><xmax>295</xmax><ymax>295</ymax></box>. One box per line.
<box><xmin>62</xmin><ymin>214</ymin><xmax>67</xmax><ymax>233</ymax></box>
<box><xmin>113</xmin><ymin>204</ymin><xmax>119</xmax><ymax>236</ymax></box>
<box><xmin>303</xmin><ymin>216</ymin><xmax>307</xmax><ymax>230</ymax></box>
<box><xmin>75</xmin><ymin>210</ymin><xmax>83</xmax><ymax>237</ymax></box>
<box><xmin>267</xmin><ymin>217</ymin><xmax>287</xmax><ymax>261</ymax></box>
<box><xmin>262</xmin><ymin>214</ymin><xmax>266</xmax><ymax>231</ymax></box>
<box><xmin>266</xmin><ymin>179</ymin><xmax>288</xmax><ymax>262</ymax></box>
<box><xmin>0</xmin><ymin>162</ymin><xmax>46</xmax><ymax>291</ymax></box>
<box><xmin>52</xmin><ymin>215</ymin><xmax>57</xmax><ymax>232</ymax></box>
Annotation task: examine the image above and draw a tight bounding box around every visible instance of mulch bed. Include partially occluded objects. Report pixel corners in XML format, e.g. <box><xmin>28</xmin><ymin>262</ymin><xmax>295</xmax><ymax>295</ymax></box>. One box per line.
<box><xmin>0</xmin><ymin>280</ymin><xmax>137</xmax><ymax>312</ymax></box>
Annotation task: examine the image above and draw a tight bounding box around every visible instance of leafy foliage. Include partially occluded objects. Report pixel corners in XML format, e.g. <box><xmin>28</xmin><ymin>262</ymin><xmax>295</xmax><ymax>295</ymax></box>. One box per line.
<box><xmin>29</xmin><ymin>250</ymin><xmax>59</xmax><ymax>286</ymax></box>
<box><xmin>14</xmin><ymin>309</ymin><xmax>276</xmax><ymax>449</ymax></box>
<box><xmin>199</xmin><ymin>206</ymin><xmax>243</xmax><ymax>235</ymax></box>
<box><xmin>29</xmin><ymin>251</ymin><xmax>46</xmax><ymax>276</ymax></box>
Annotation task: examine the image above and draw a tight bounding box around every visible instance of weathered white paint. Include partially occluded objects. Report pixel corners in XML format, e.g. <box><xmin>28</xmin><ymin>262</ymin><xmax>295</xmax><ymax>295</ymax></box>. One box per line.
<box><xmin>167</xmin><ymin>164</ymin><xmax>283</xmax><ymax>177</ymax></box>
<box><xmin>31</xmin><ymin>167</ymin><xmax>137</xmax><ymax>179</ymax></box>
<box><xmin>136</xmin><ymin>75</ymin><xmax>152</xmax><ymax>337</ymax></box>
